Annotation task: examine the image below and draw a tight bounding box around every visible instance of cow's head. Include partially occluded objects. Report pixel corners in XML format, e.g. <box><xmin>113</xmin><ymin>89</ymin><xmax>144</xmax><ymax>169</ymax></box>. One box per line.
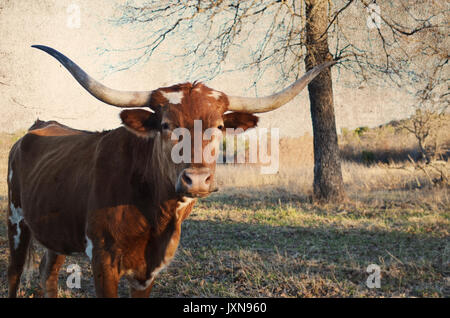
<box><xmin>32</xmin><ymin>45</ymin><xmax>335</xmax><ymax>198</ymax></box>
<box><xmin>118</xmin><ymin>82</ymin><xmax>259</xmax><ymax>197</ymax></box>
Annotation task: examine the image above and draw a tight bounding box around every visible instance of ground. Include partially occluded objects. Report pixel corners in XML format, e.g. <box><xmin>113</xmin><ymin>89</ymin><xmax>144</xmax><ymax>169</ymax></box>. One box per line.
<box><xmin>0</xmin><ymin>125</ymin><xmax>448</xmax><ymax>298</ymax></box>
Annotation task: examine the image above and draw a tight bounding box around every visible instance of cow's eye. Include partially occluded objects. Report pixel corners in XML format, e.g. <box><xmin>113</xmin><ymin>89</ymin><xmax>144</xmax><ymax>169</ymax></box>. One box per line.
<box><xmin>217</xmin><ymin>124</ymin><xmax>224</xmax><ymax>130</ymax></box>
<box><xmin>161</xmin><ymin>123</ymin><xmax>170</xmax><ymax>130</ymax></box>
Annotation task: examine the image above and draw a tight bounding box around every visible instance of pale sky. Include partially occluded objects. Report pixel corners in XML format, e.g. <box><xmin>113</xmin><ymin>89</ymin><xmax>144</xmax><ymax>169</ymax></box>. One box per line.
<box><xmin>0</xmin><ymin>0</ymin><xmax>416</xmax><ymax>136</ymax></box>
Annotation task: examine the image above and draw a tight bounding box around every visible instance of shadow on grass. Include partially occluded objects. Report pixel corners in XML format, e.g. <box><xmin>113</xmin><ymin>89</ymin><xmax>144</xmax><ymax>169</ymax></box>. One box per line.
<box><xmin>202</xmin><ymin>188</ymin><xmax>312</xmax><ymax>210</ymax></box>
<box><xmin>340</xmin><ymin>146</ymin><xmax>422</xmax><ymax>164</ymax></box>
<box><xmin>180</xmin><ymin>218</ymin><xmax>447</xmax><ymax>265</ymax></box>
<box><xmin>0</xmin><ymin>193</ymin><xmax>446</xmax><ymax>297</ymax></box>
<box><xmin>0</xmin><ymin>217</ymin><xmax>445</xmax><ymax>297</ymax></box>
<box><xmin>340</xmin><ymin>145</ymin><xmax>449</xmax><ymax>165</ymax></box>
<box><xmin>175</xmin><ymin>216</ymin><xmax>446</xmax><ymax>297</ymax></box>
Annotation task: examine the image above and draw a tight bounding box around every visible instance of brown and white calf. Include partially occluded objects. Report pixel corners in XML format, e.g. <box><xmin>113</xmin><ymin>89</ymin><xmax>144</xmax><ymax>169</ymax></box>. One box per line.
<box><xmin>7</xmin><ymin>45</ymin><xmax>335</xmax><ymax>297</ymax></box>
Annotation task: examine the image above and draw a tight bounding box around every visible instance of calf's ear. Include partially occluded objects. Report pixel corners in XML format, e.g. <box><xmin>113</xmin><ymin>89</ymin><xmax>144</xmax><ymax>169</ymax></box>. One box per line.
<box><xmin>120</xmin><ymin>109</ymin><xmax>159</xmax><ymax>138</ymax></box>
<box><xmin>223</xmin><ymin>112</ymin><xmax>258</xmax><ymax>133</ymax></box>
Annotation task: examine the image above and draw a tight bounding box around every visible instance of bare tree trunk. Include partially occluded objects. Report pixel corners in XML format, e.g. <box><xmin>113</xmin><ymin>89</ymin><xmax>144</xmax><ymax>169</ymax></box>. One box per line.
<box><xmin>305</xmin><ymin>0</ymin><xmax>346</xmax><ymax>203</ymax></box>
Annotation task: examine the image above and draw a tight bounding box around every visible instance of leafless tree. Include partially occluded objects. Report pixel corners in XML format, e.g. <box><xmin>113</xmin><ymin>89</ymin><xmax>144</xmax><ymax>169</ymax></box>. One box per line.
<box><xmin>104</xmin><ymin>0</ymin><xmax>448</xmax><ymax>203</ymax></box>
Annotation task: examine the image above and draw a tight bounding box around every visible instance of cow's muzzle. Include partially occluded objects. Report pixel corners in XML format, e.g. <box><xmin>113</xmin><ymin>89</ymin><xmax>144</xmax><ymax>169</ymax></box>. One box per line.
<box><xmin>175</xmin><ymin>168</ymin><xmax>216</xmax><ymax>198</ymax></box>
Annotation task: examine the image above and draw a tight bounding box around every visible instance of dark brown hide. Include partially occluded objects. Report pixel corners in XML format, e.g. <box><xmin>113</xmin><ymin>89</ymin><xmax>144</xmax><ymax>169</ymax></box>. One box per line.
<box><xmin>7</xmin><ymin>83</ymin><xmax>257</xmax><ymax>298</ymax></box>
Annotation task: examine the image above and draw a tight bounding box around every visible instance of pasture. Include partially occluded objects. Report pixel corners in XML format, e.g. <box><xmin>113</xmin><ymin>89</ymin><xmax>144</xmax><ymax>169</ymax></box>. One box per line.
<box><xmin>0</xmin><ymin>124</ymin><xmax>448</xmax><ymax>298</ymax></box>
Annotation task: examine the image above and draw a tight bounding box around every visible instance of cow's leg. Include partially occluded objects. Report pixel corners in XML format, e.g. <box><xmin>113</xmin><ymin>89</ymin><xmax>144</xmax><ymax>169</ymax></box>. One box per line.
<box><xmin>91</xmin><ymin>251</ymin><xmax>120</xmax><ymax>297</ymax></box>
<box><xmin>7</xmin><ymin>213</ymin><xmax>31</xmax><ymax>298</ymax></box>
<box><xmin>130</xmin><ymin>280</ymin><xmax>155</xmax><ymax>298</ymax></box>
<box><xmin>39</xmin><ymin>249</ymin><xmax>66</xmax><ymax>298</ymax></box>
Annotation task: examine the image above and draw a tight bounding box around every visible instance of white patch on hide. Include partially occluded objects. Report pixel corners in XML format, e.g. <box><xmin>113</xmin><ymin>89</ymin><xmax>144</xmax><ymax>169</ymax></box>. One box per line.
<box><xmin>208</xmin><ymin>91</ymin><xmax>222</xmax><ymax>100</ymax></box>
<box><xmin>161</xmin><ymin>91</ymin><xmax>184</xmax><ymax>105</ymax></box>
<box><xmin>85</xmin><ymin>236</ymin><xmax>93</xmax><ymax>261</ymax></box>
<box><xmin>9</xmin><ymin>203</ymin><xmax>23</xmax><ymax>249</ymax></box>
<box><xmin>175</xmin><ymin>196</ymin><xmax>195</xmax><ymax>218</ymax></box>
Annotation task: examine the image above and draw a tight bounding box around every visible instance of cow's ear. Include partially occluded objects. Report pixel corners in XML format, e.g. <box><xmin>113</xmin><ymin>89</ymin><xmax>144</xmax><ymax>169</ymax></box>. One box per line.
<box><xmin>120</xmin><ymin>109</ymin><xmax>159</xmax><ymax>138</ymax></box>
<box><xmin>223</xmin><ymin>112</ymin><xmax>258</xmax><ymax>133</ymax></box>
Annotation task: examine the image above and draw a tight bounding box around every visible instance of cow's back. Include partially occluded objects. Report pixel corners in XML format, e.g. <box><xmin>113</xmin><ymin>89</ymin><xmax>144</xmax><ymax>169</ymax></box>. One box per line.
<box><xmin>8</xmin><ymin>124</ymin><xmax>101</xmax><ymax>254</ymax></box>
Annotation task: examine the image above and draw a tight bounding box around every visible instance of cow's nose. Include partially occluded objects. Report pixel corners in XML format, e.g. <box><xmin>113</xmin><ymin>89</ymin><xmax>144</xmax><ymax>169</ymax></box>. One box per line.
<box><xmin>177</xmin><ymin>168</ymin><xmax>211</xmax><ymax>196</ymax></box>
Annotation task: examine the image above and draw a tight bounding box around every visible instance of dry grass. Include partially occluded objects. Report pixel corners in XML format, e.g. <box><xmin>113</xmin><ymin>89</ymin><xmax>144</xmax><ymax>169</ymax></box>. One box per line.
<box><xmin>340</xmin><ymin>116</ymin><xmax>450</xmax><ymax>164</ymax></box>
<box><xmin>0</xmin><ymin>125</ymin><xmax>448</xmax><ymax>298</ymax></box>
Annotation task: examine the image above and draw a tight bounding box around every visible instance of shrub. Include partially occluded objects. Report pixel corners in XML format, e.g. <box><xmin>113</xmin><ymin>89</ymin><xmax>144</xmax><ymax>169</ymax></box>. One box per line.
<box><xmin>354</xmin><ymin>126</ymin><xmax>369</xmax><ymax>137</ymax></box>
<box><xmin>361</xmin><ymin>150</ymin><xmax>376</xmax><ymax>164</ymax></box>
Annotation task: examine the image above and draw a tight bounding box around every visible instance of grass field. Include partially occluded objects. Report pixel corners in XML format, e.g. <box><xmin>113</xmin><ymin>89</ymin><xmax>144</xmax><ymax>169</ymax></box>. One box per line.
<box><xmin>0</xmin><ymin>125</ymin><xmax>448</xmax><ymax>298</ymax></box>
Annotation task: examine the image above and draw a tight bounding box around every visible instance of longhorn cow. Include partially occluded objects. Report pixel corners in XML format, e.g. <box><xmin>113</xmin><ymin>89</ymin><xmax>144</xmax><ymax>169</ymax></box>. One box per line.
<box><xmin>7</xmin><ymin>45</ymin><xmax>336</xmax><ymax>297</ymax></box>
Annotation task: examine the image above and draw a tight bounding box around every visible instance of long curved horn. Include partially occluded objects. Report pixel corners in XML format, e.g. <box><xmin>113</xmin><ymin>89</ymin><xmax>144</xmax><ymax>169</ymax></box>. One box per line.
<box><xmin>227</xmin><ymin>60</ymin><xmax>337</xmax><ymax>113</ymax></box>
<box><xmin>32</xmin><ymin>45</ymin><xmax>152</xmax><ymax>108</ymax></box>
